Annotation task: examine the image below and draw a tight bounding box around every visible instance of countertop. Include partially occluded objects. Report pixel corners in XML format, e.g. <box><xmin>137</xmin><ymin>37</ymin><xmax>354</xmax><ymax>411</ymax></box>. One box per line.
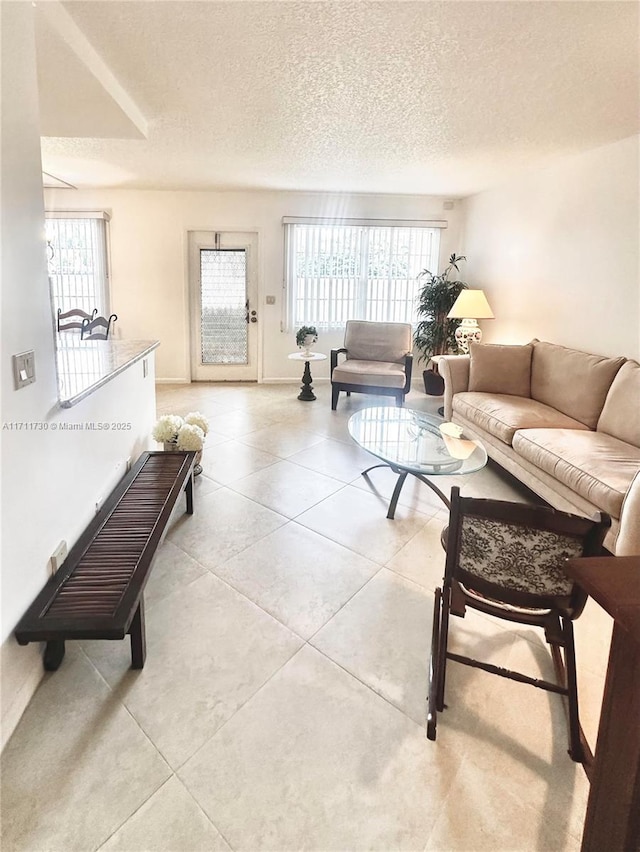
<box><xmin>56</xmin><ymin>337</ymin><xmax>160</xmax><ymax>408</ymax></box>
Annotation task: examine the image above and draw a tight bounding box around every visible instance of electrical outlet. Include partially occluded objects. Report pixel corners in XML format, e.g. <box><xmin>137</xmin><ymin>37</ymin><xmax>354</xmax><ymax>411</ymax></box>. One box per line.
<box><xmin>266</xmin><ymin>295</ymin><xmax>276</xmax><ymax>305</ymax></box>
<box><xmin>125</xmin><ymin>456</ymin><xmax>132</xmax><ymax>472</ymax></box>
<box><xmin>50</xmin><ymin>541</ymin><xmax>67</xmax><ymax>575</ymax></box>
<box><xmin>95</xmin><ymin>496</ymin><xmax>103</xmax><ymax>514</ymax></box>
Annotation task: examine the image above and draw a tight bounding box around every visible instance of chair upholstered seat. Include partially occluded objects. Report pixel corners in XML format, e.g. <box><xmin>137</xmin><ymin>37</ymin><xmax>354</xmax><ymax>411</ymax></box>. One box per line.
<box><xmin>330</xmin><ymin>320</ymin><xmax>413</xmax><ymax>409</ymax></box>
<box><xmin>331</xmin><ymin>359</ymin><xmax>407</xmax><ymax>389</ymax></box>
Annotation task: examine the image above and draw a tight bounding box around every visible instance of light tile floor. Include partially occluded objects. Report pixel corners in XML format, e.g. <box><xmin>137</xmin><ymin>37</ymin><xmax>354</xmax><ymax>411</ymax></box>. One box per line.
<box><xmin>2</xmin><ymin>382</ymin><xmax>612</xmax><ymax>851</ymax></box>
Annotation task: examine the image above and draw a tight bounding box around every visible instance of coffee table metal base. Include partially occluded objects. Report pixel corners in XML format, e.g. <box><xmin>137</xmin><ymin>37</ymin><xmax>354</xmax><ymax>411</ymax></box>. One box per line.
<box><xmin>362</xmin><ymin>462</ymin><xmax>451</xmax><ymax>519</ymax></box>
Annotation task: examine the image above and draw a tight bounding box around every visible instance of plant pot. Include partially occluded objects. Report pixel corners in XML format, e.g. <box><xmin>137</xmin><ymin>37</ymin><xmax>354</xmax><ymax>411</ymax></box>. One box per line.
<box><xmin>423</xmin><ymin>368</ymin><xmax>445</xmax><ymax>396</ymax></box>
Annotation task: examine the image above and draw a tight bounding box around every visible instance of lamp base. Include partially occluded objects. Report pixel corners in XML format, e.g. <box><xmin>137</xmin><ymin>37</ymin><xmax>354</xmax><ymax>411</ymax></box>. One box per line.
<box><xmin>455</xmin><ymin>319</ymin><xmax>482</xmax><ymax>354</ymax></box>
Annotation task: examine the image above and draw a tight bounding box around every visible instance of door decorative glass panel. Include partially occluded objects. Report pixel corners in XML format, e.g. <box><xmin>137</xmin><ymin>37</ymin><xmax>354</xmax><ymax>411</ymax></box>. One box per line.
<box><xmin>200</xmin><ymin>249</ymin><xmax>248</xmax><ymax>365</ymax></box>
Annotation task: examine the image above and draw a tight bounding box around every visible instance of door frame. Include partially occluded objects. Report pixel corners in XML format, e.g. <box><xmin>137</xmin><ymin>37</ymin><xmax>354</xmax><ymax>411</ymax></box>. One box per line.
<box><xmin>187</xmin><ymin>230</ymin><xmax>261</xmax><ymax>382</ymax></box>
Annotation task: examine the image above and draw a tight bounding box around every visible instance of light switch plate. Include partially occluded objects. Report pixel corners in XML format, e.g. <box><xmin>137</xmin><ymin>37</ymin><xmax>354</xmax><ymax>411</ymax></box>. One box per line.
<box><xmin>13</xmin><ymin>350</ymin><xmax>36</xmax><ymax>389</ymax></box>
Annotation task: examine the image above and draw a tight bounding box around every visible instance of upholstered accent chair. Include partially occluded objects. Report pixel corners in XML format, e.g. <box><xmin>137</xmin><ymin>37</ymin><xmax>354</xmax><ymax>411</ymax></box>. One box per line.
<box><xmin>427</xmin><ymin>487</ymin><xmax>610</xmax><ymax>763</ymax></box>
<box><xmin>330</xmin><ymin>320</ymin><xmax>413</xmax><ymax>410</ymax></box>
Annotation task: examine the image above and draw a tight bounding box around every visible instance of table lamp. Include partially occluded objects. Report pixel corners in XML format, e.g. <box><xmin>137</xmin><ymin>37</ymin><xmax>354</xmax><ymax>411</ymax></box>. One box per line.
<box><xmin>447</xmin><ymin>289</ymin><xmax>494</xmax><ymax>354</ymax></box>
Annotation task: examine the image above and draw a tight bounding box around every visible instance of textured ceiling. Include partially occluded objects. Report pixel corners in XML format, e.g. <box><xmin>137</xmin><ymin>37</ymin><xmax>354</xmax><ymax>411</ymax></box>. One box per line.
<box><xmin>38</xmin><ymin>1</ymin><xmax>640</xmax><ymax>196</ymax></box>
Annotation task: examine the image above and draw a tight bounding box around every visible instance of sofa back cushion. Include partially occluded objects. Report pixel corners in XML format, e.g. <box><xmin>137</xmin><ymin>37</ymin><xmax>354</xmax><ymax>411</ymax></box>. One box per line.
<box><xmin>597</xmin><ymin>360</ymin><xmax>640</xmax><ymax>447</ymax></box>
<box><xmin>530</xmin><ymin>341</ymin><xmax>626</xmax><ymax>429</ymax></box>
<box><xmin>468</xmin><ymin>343</ymin><xmax>533</xmax><ymax>396</ymax></box>
<box><xmin>345</xmin><ymin>320</ymin><xmax>412</xmax><ymax>363</ymax></box>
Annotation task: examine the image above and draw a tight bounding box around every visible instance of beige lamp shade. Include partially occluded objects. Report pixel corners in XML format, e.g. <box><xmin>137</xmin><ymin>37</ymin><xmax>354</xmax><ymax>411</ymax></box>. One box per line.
<box><xmin>448</xmin><ymin>290</ymin><xmax>495</xmax><ymax>319</ymax></box>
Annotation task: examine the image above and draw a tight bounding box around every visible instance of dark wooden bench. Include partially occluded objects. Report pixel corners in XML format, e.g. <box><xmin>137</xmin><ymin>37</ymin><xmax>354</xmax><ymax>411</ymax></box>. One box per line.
<box><xmin>15</xmin><ymin>450</ymin><xmax>195</xmax><ymax>672</ymax></box>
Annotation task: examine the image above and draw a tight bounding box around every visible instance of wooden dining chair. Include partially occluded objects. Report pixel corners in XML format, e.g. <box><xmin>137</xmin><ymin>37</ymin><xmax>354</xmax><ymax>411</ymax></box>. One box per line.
<box><xmin>57</xmin><ymin>307</ymin><xmax>97</xmax><ymax>332</ymax></box>
<box><xmin>80</xmin><ymin>313</ymin><xmax>118</xmax><ymax>340</ymax></box>
<box><xmin>427</xmin><ymin>487</ymin><xmax>610</xmax><ymax>762</ymax></box>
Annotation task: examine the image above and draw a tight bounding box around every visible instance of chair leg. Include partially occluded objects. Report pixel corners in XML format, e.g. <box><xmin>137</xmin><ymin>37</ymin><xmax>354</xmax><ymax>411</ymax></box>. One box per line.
<box><xmin>395</xmin><ymin>392</ymin><xmax>403</xmax><ymax>407</ymax></box>
<box><xmin>331</xmin><ymin>386</ymin><xmax>340</xmax><ymax>410</ymax></box>
<box><xmin>562</xmin><ymin>619</ymin><xmax>583</xmax><ymax>763</ymax></box>
<box><xmin>346</xmin><ymin>391</ymin><xmax>351</xmax><ymax>397</ymax></box>
<box><xmin>427</xmin><ymin>587</ymin><xmax>442</xmax><ymax>740</ymax></box>
<box><xmin>436</xmin><ymin>583</ymin><xmax>452</xmax><ymax>712</ymax></box>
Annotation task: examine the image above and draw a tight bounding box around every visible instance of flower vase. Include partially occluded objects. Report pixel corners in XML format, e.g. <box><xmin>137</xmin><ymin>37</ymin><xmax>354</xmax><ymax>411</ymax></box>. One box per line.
<box><xmin>301</xmin><ymin>335</ymin><xmax>316</xmax><ymax>358</ymax></box>
<box><xmin>164</xmin><ymin>440</ymin><xmax>203</xmax><ymax>475</ymax></box>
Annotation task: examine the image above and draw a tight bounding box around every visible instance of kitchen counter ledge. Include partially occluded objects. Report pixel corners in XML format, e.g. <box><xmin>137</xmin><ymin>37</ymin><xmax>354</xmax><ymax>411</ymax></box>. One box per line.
<box><xmin>56</xmin><ymin>337</ymin><xmax>159</xmax><ymax>408</ymax></box>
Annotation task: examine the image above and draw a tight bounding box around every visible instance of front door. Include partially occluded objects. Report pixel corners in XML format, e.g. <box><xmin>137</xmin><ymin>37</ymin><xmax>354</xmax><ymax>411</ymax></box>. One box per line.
<box><xmin>189</xmin><ymin>231</ymin><xmax>259</xmax><ymax>381</ymax></box>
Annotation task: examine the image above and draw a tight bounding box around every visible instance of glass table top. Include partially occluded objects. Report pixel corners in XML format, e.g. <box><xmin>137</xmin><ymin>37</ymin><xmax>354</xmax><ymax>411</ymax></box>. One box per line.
<box><xmin>348</xmin><ymin>406</ymin><xmax>487</xmax><ymax>476</ymax></box>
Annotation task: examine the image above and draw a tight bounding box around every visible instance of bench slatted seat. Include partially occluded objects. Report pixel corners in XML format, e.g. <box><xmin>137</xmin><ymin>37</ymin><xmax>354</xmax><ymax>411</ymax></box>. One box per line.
<box><xmin>15</xmin><ymin>450</ymin><xmax>195</xmax><ymax>672</ymax></box>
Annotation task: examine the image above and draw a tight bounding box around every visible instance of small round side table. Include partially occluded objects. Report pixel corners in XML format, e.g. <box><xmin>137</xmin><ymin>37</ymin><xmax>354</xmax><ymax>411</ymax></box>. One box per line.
<box><xmin>288</xmin><ymin>352</ymin><xmax>327</xmax><ymax>401</ymax></box>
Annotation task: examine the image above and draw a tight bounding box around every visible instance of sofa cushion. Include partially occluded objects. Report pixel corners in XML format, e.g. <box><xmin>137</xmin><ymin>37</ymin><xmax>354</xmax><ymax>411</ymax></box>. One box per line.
<box><xmin>597</xmin><ymin>360</ymin><xmax>640</xmax><ymax>448</ymax></box>
<box><xmin>512</xmin><ymin>429</ymin><xmax>640</xmax><ymax>519</ymax></box>
<box><xmin>344</xmin><ymin>321</ymin><xmax>411</xmax><ymax>363</ymax></box>
<box><xmin>332</xmin><ymin>359</ymin><xmax>407</xmax><ymax>388</ymax></box>
<box><xmin>453</xmin><ymin>392</ymin><xmax>588</xmax><ymax>446</ymax></box>
<box><xmin>530</xmin><ymin>341</ymin><xmax>625</xmax><ymax>429</ymax></box>
<box><xmin>468</xmin><ymin>343</ymin><xmax>533</xmax><ymax>397</ymax></box>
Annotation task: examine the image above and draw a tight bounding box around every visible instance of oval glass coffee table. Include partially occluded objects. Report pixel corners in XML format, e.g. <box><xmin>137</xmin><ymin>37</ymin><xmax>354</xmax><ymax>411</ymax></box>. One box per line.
<box><xmin>348</xmin><ymin>406</ymin><xmax>487</xmax><ymax>518</ymax></box>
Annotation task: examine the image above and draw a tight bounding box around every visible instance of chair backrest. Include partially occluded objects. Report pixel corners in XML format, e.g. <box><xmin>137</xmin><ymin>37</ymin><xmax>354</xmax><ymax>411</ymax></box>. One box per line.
<box><xmin>445</xmin><ymin>487</ymin><xmax>610</xmax><ymax>614</ymax></box>
<box><xmin>80</xmin><ymin>313</ymin><xmax>118</xmax><ymax>340</ymax></box>
<box><xmin>344</xmin><ymin>321</ymin><xmax>412</xmax><ymax>364</ymax></box>
<box><xmin>57</xmin><ymin>307</ymin><xmax>97</xmax><ymax>332</ymax></box>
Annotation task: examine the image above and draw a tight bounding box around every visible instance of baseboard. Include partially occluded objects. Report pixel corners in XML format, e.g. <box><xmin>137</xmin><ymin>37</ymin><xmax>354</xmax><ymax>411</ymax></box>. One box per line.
<box><xmin>155</xmin><ymin>378</ymin><xmax>190</xmax><ymax>384</ymax></box>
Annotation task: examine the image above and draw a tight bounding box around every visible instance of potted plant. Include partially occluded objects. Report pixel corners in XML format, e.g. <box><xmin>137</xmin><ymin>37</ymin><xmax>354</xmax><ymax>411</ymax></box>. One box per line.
<box><xmin>413</xmin><ymin>253</ymin><xmax>468</xmax><ymax>395</ymax></box>
<box><xmin>296</xmin><ymin>325</ymin><xmax>318</xmax><ymax>356</ymax></box>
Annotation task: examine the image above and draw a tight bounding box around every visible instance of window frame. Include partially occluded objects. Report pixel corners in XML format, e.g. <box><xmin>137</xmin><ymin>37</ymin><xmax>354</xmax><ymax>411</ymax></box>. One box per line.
<box><xmin>45</xmin><ymin>211</ymin><xmax>112</xmax><ymax>320</ymax></box>
<box><xmin>283</xmin><ymin>217</ymin><xmax>446</xmax><ymax>332</ymax></box>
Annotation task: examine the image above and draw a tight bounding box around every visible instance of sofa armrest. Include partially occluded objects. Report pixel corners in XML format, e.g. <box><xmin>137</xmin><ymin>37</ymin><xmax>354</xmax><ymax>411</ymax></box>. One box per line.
<box><xmin>437</xmin><ymin>355</ymin><xmax>470</xmax><ymax>420</ymax></box>
<box><xmin>616</xmin><ymin>470</ymin><xmax>640</xmax><ymax>556</ymax></box>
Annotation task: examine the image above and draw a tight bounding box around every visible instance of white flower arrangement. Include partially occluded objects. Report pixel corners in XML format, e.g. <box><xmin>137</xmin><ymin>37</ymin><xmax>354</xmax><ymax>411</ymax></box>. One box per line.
<box><xmin>184</xmin><ymin>411</ymin><xmax>209</xmax><ymax>436</ymax></box>
<box><xmin>152</xmin><ymin>411</ymin><xmax>209</xmax><ymax>452</ymax></box>
<box><xmin>176</xmin><ymin>423</ymin><xmax>205</xmax><ymax>451</ymax></box>
<box><xmin>152</xmin><ymin>414</ymin><xmax>184</xmax><ymax>444</ymax></box>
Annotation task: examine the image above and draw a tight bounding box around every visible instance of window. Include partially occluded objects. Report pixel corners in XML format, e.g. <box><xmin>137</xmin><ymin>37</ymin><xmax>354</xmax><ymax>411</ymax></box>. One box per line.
<box><xmin>284</xmin><ymin>218</ymin><xmax>443</xmax><ymax>330</ymax></box>
<box><xmin>46</xmin><ymin>212</ymin><xmax>110</xmax><ymax>317</ymax></box>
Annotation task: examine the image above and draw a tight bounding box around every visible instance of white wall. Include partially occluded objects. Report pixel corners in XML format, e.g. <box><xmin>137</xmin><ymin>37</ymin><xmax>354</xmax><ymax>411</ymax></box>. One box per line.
<box><xmin>460</xmin><ymin>135</ymin><xmax>640</xmax><ymax>360</ymax></box>
<box><xmin>43</xmin><ymin>188</ymin><xmax>465</xmax><ymax>381</ymax></box>
<box><xmin>1</xmin><ymin>4</ymin><xmax>156</xmax><ymax>749</ymax></box>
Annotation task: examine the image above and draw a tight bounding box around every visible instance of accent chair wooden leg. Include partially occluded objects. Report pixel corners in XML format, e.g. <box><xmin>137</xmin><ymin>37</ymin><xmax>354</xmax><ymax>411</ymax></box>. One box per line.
<box><xmin>129</xmin><ymin>599</ymin><xmax>147</xmax><ymax>669</ymax></box>
<box><xmin>427</xmin><ymin>587</ymin><xmax>442</xmax><ymax>741</ymax></box>
<box><xmin>436</xmin><ymin>584</ymin><xmax>451</xmax><ymax>712</ymax></box>
<box><xmin>43</xmin><ymin>640</ymin><xmax>66</xmax><ymax>671</ymax></box>
<box><xmin>563</xmin><ymin>619</ymin><xmax>584</xmax><ymax>762</ymax></box>
<box><xmin>331</xmin><ymin>386</ymin><xmax>340</xmax><ymax>410</ymax></box>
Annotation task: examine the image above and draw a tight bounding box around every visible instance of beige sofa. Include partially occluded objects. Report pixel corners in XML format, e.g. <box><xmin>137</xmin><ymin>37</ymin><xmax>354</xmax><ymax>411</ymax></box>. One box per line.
<box><xmin>439</xmin><ymin>341</ymin><xmax>640</xmax><ymax>555</ymax></box>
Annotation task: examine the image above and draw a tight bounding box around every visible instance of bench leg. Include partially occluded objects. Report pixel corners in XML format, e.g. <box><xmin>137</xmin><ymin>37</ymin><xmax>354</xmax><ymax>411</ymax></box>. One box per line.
<box><xmin>185</xmin><ymin>473</ymin><xmax>194</xmax><ymax>515</ymax></box>
<box><xmin>44</xmin><ymin>640</ymin><xmax>66</xmax><ymax>671</ymax></box>
<box><xmin>129</xmin><ymin>599</ymin><xmax>147</xmax><ymax>669</ymax></box>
